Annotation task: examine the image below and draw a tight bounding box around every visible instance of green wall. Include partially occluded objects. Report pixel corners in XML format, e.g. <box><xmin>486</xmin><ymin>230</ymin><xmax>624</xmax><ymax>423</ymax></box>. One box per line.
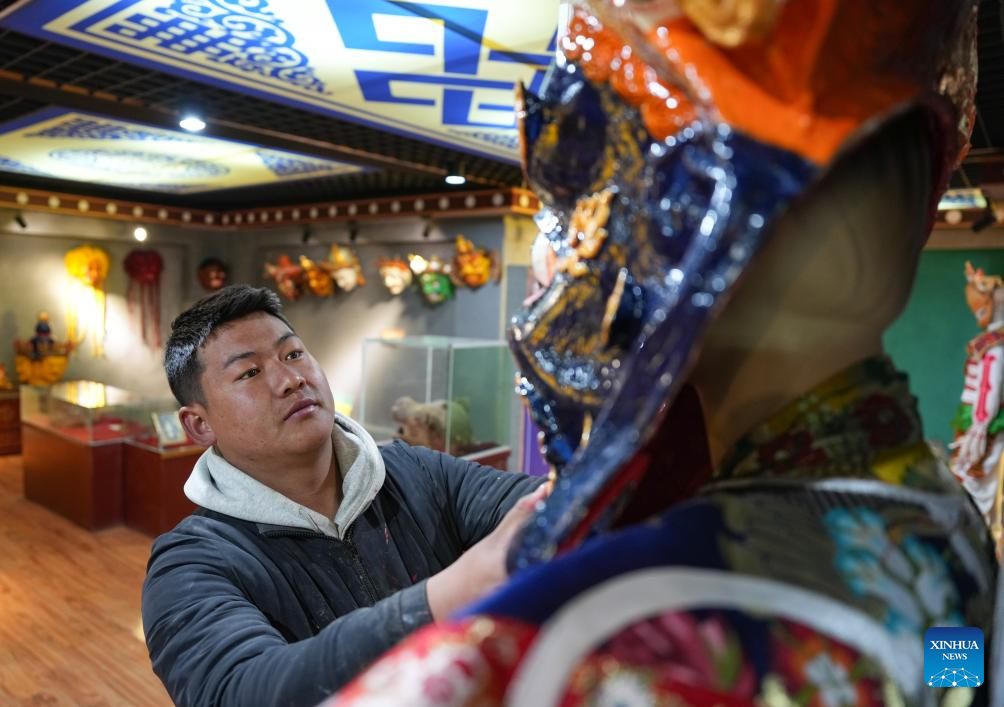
<box><xmin>884</xmin><ymin>249</ymin><xmax>1004</xmax><ymax>444</ymax></box>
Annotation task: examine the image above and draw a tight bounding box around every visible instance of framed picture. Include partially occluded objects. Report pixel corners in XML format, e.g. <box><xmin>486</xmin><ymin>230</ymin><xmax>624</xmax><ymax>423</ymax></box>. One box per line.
<box><xmin>151</xmin><ymin>410</ymin><xmax>187</xmax><ymax>446</ymax></box>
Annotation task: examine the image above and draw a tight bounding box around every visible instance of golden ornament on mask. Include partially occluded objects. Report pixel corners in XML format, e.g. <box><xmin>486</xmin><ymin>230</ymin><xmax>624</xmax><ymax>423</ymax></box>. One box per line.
<box><xmin>558</xmin><ymin>190</ymin><xmax>614</xmax><ymax>278</ymax></box>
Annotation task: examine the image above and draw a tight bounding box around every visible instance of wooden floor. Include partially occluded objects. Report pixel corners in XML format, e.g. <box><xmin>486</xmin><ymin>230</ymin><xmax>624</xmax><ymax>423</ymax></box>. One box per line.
<box><xmin>0</xmin><ymin>454</ymin><xmax>171</xmax><ymax>706</ymax></box>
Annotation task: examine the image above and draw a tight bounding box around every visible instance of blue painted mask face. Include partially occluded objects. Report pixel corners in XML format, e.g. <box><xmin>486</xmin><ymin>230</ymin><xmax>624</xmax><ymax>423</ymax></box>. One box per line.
<box><xmin>507</xmin><ymin>54</ymin><xmax>815</xmax><ymax>570</ymax></box>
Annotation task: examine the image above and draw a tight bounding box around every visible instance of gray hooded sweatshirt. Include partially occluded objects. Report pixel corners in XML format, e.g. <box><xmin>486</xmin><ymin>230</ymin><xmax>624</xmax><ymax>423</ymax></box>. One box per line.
<box><xmin>183</xmin><ymin>413</ymin><xmax>383</xmax><ymax>539</ymax></box>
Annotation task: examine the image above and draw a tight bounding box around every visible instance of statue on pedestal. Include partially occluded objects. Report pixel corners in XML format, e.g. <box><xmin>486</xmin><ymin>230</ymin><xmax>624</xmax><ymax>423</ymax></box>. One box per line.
<box><xmin>951</xmin><ymin>261</ymin><xmax>1004</xmax><ymax>556</ymax></box>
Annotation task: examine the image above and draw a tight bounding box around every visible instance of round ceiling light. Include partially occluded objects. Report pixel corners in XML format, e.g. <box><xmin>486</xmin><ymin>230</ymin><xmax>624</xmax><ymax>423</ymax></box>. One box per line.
<box><xmin>179</xmin><ymin>115</ymin><xmax>206</xmax><ymax>132</ymax></box>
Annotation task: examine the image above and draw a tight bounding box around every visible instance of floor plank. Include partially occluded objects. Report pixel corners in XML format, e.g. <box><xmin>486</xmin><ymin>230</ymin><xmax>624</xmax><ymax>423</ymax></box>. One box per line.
<box><xmin>0</xmin><ymin>454</ymin><xmax>171</xmax><ymax>706</ymax></box>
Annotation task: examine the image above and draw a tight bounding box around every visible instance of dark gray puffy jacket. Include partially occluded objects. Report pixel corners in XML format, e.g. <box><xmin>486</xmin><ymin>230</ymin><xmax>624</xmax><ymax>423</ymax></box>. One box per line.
<box><xmin>142</xmin><ymin>441</ymin><xmax>542</xmax><ymax>707</ymax></box>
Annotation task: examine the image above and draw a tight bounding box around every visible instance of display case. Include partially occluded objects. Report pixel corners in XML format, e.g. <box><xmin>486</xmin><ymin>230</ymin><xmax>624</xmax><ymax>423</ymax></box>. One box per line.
<box><xmin>359</xmin><ymin>336</ymin><xmax>515</xmax><ymax>469</ymax></box>
<box><xmin>20</xmin><ymin>380</ymin><xmax>195</xmax><ymax>529</ymax></box>
<box><xmin>20</xmin><ymin>380</ymin><xmax>178</xmax><ymax>445</ymax></box>
<box><xmin>0</xmin><ymin>389</ymin><xmax>20</xmax><ymax>454</ymax></box>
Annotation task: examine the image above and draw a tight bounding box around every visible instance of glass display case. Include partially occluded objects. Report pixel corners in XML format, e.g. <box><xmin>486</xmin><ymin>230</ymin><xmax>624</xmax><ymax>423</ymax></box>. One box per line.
<box><xmin>20</xmin><ymin>379</ymin><xmax>201</xmax><ymax>531</ymax></box>
<box><xmin>20</xmin><ymin>380</ymin><xmax>192</xmax><ymax>449</ymax></box>
<box><xmin>359</xmin><ymin>336</ymin><xmax>515</xmax><ymax>467</ymax></box>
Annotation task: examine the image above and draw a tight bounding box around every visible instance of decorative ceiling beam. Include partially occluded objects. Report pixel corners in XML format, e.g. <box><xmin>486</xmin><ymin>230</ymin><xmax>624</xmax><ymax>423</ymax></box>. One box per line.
<box><xmin>0</xmin><ymin>71</ymin><xmax>501</xmax><ymax>185</ymax></box>
<box><xmin>0</xmin><ymin>184</ymin><xmax>541</xmax><ymax>229</ymax></box>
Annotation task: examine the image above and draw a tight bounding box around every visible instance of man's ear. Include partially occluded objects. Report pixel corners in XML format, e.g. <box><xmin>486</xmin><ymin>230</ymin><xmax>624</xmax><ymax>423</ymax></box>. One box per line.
<box><xmin>180</xmin><ymin>404</ymin><xmax>216</xmax><ymax>447</ymax></box>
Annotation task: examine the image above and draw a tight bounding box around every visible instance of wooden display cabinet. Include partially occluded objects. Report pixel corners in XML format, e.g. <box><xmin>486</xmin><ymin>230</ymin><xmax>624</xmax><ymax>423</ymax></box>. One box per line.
<box><xmin>124</xmin><ymin>441</ymin><xmax>201</xmax><ymax>536</ymax></box>
<box><xmin>0</xmin><ymin>389</ymin><xmax>20</xmax><ymax>455</ymax></box>
<box><xmin>21</xmin><ymin>421</ymin><xmax>125</xmax><ymax>529</ymax></box>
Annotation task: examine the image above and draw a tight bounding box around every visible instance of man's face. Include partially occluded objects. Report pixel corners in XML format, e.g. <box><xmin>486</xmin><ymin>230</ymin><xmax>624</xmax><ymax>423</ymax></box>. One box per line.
<box><xmin>186</xmin><ymin>312</ymin><xmax>335</xmax><ymax>467</ymax></box>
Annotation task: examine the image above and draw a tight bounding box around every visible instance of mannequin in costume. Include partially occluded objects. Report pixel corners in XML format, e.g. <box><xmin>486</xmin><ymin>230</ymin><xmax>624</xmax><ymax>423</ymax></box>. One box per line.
<box><xmin>327</xmin><ymin>1</ymin><xmax>995</xmax><ymax>705</ymax></box>
<box><xmin>952</xmin><ymin>261</ymin><xmax>1004</xmax><ymax>555</ymax></box>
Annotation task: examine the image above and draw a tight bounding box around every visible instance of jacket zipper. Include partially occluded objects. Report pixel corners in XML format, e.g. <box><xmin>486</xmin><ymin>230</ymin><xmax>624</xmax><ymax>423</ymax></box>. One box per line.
<box><xmin>260</xmin><ymin>524</ymin><xmax>380</xmax><ymax>605</ymax></box>
<box><xmin>344</xmin><ymin>525</ymin><xmax>379</xmax><ymax>605</ymax></box>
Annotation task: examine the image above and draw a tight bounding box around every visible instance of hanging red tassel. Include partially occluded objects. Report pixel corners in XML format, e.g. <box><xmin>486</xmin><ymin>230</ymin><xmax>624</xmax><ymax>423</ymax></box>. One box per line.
<box><xmin>123</xmin><ymin>249</ymin><xmax>164</xmax><ymax>349</ymax></box>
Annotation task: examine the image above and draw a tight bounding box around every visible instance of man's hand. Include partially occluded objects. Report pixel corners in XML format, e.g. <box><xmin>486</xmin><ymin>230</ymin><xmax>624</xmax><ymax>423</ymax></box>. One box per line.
<box><xmin>427</xmin><ymin>483</ymin><xmax>549</xmax><ymax>621</ymax></box>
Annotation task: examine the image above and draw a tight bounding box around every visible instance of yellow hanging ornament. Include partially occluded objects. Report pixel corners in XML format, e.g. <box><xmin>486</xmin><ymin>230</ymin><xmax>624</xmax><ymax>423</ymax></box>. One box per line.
<box><xmin>64</xmin><ymin>245</ymin><xmax>110</xmax><ymax>357</ymax></box>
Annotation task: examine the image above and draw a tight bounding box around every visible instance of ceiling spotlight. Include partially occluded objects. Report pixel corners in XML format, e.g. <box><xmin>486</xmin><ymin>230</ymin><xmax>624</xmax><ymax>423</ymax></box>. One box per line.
<box><xmin>348</xmin><ymin>220</ymin><xmax>359</xmax><ymax>242</ymax></box>
<box><xmin>422</xmin><ymin>217</ymin><xmax>433</xmax><ymax>239</ymax></box>
<box><xmin>179</xmin><ymin>115</ymin><xmax>206</xmax><ymax>132</ymax></box>
<box><xmin>14</xmin><ymin>212</ymin><xmax>26</xmax><ymax>229</ymax></box>
<box><xmin>445</xmin><ymin>172</ymin><xmax>466</xmax><ymax>186</ymax></box>
<box><xmin>133</xmin><ymin>226</ymin><xmax>148</xmax><ymax>242</ymax></box>
<box><xmin>301</xmin><ymin>225</ymin><xmax>313</xmax><ymax>244</ymax></box>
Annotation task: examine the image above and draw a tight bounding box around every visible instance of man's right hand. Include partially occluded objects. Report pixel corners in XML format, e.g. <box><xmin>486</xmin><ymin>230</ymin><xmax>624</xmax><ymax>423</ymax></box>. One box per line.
<box><xmin>426</xmin><ymin>483</ymin><xmax>549</xmax><ymax>621</ymax></box>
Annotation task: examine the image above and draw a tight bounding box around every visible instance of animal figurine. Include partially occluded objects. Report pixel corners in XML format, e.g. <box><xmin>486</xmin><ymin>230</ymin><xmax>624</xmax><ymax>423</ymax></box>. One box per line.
<box><xmin>390</xmin><ymin>396</ymin><xmax>472</xmax><ymax>453</ymax></box>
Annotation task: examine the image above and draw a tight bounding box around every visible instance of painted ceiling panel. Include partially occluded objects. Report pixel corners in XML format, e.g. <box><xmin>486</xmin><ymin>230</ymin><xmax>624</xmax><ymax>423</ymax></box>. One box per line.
<box><xmin>0</xmin><ymin>0</ymin><xmax>561</xmax><ymax>163</ymax></box>
<box><xmin>0</xmin><ymin>108</ymin><xmax>360</xmax><ymax>193</ymax></box>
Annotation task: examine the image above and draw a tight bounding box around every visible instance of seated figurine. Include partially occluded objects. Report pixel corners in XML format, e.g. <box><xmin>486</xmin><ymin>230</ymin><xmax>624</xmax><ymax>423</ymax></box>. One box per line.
<box><xmin>13</xmin><ymin>311</ymin><xmax>73</xmax><ymax>385</ymax></box>
<box><xmin>327</xmin><ymin>0</ymin><xmax>995</xmax><ymax>705</ymax></box>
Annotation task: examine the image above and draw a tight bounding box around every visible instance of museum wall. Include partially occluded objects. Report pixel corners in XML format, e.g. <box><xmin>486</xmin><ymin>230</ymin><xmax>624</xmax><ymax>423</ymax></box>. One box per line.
<box><xmin>884</xmin><ymin>245</ymin><xmax>1004</xmax><ymax>446</ymax></box>
<box><xmin>220</xmin><ymin>216</ymin><xmax>509</xmax><ymax>411</ymax></box>
<box><xmin>0</xmin><ymin>210</ymin><xmax>523</xmax><ymax>417</ymax></box>
<box><xmin>0</xmin><ymin>210</ymin><xmax>217</xmax><ymax>398</ymax></box>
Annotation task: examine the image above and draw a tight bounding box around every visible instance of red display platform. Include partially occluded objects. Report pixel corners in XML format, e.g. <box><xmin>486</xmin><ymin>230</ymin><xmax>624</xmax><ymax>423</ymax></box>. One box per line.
<box><xmin>124</xmin><ymin>441</ymin><xmax>201</xmax><ymax>536</ymax></box>
<box><xmin>21</xmin><ymin>420</ymin><xmax>124</xmax><ymax>529</ymax></box>
<box><xmin>466</xmin><ymin>445</ymin><xmax>511</xmax><ymax>471</ymax></box>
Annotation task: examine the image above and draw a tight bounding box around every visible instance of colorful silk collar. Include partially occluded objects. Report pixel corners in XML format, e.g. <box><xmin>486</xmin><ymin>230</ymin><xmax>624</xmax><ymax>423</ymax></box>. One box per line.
<box><xmin>715</xmin><ymin>357</ymin><xmax>949</xmax><ymax>492</ymax></box>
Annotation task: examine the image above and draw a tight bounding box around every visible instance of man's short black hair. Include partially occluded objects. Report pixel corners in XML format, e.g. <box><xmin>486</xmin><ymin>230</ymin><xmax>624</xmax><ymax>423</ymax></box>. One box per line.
<box><xmin>165</xmin><ymin>285</ymin><xmax>292</xmax><ymax>406</ymax></box>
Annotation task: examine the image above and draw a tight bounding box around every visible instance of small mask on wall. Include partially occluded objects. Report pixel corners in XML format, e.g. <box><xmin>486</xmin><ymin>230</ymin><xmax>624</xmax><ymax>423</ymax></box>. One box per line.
<box><xmin>330</xmin><ymin>245</ymin><xmax>365</xmax><ymax>293</ymax></box>
<box><xmin>197</xmin><ymin>257</ymin><xmax>229</xmax><ymax>292</ymax></box>
<box><xmin>378</xmin><ymin>257</ymin><xmax>413</xmax><ymax>296</ymax></box>
<box><xmin>452</xmin><ymin>235</ymin><xmax>500</xmax><ymax>289</ymax></box>
<box><xmin>409</xmin><ymin>254</ymin><xmax>455</xmax><ymax>305</ymax></box>
<box><xmin>264</xmin><ymin>254</ymin><xmax>305</xmax><ymax>301</ymax></box>
<box><xmin>299</xmin><ymin>255</ymin><xmax>335</xmax><ymax>297</ymax></box>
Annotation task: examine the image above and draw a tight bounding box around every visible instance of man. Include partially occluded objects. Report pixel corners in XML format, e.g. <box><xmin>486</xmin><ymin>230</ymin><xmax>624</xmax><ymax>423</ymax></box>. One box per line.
<box><xmin>142</xmin><ymin>285</ymin><xmax>545</xmax><ymax>706</ymax></box>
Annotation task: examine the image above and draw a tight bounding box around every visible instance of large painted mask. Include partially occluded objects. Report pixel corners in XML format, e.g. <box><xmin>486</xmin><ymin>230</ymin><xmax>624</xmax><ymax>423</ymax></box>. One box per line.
<box><xmin>509</xmin><ymin>0</ymin><xmax>978</xmax><ymax>569</ymax></box>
